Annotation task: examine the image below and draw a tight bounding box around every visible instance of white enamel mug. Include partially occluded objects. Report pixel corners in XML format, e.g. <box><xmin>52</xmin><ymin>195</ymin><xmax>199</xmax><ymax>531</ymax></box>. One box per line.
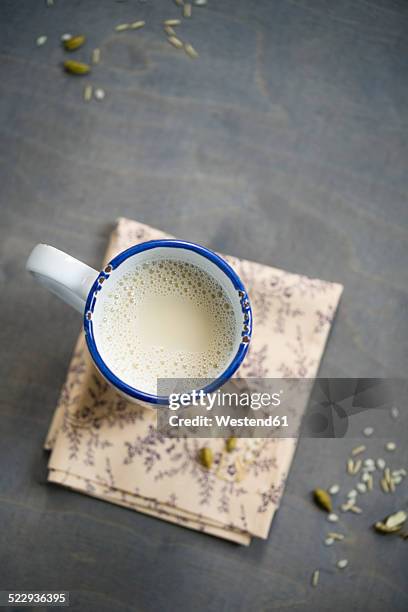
<box><xmin>26</xmin><ymin>240</ymin><xmax>252</xmax><ymax>406</ymax></box>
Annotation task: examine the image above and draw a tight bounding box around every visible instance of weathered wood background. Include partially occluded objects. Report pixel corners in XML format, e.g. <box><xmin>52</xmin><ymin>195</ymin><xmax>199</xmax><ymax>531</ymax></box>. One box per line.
<box><xmin>0</xmin><ymin>1</ymin><xmax>407</xmax><ymax>610</ymax></box>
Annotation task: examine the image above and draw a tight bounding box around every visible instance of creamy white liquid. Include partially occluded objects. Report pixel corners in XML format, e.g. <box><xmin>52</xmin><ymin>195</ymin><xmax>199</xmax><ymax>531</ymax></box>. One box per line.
<box><xmin>97</xmin><ymin>259</ymin><xmax>237</xmax><ymax>394</ymax></box>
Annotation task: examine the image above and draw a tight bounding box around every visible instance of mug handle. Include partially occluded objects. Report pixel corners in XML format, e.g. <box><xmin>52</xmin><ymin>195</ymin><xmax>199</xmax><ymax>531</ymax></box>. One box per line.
<box><xmin>26</xmin><ymin>244</ymin><xmax>98</xmax><ymax>313</ymax></box>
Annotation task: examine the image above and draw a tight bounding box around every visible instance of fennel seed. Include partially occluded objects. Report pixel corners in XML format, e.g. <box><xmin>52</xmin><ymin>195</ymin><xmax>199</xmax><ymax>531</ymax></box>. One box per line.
<box><xmin>167</xmin><ymin>35</ymin><xmax>183</xmax><ymax>49</ymax></box>
<box><xmin>84</xmin><ymin>84</ymin><xmax>93</xmax><ymax>101</ymax></box>
<box><xmin>115</xmin><ymin>23</ymin><xmax>130</xmax><ymax>32</ymax></box>
<box><xmin>164</xmin><ymin>25</ymin><xmax>177</xmax><ymax>36</ymax></box>
<box><xmin>311</xmin><ymin>569</ymin><xmax>319</xmax><ymax>587</ymax></box>
<box><xmin>351</xmin><ymin>445</ymin><xmax>366</xmax><ymax>456</ymax></box>
<box><xmin>164</xmin><ymin>19</ymin><xmax>182</xmax><ymax>26</ymax></box>
<box><xmin>184</xmin><ymin>43</ymin><xmax>198</xmax><ymax>58</ymax></box>
<box><xmin>130</xmin><ymin>21</ymin><xmax>145</xmax><ymax>30</ymax></box>
<box><xmin>183</xmin><ymin>3</ymin><xmax>192</xmax><ymax>17</ymax></box>
<box><xmin>352</xmin><ymin>459</ymin><xmax>362</xmax><ymax>475</ymax></box>
<box><xmin>328</xmin><ymin>532</ymin><xmax>344</xmax><ymax>541</ymax></box>
<box><xmin>92</xmin><ymin>48</ymin><xmax>100</xmax><ymax>64</ymax></box>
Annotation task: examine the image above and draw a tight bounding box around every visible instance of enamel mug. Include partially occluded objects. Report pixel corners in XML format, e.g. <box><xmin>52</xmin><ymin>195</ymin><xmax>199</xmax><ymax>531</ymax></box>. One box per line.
<box><xmin>26</xmin><ymin>241</ymin><xmax>252</xmax><ymax>406</ymax></box>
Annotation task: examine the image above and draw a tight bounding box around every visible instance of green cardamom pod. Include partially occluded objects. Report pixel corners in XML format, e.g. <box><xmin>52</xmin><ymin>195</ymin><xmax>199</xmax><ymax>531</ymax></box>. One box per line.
<box><xmin>226</xmin><ymin>437</ymin><xmax>237</xmax><ymax>452</ymax></box>
<box><xmin>313</xmin><ymin>488</ymin><xmax>332</xmax><ymax>513</ymax></box>
<box><xmin>63</xmin><ymin>60</ymin><xmax>91</xmax><ymax>75</ymax></box>
<box><xmin>199</xmin><ymin>447</ymin><xmax>213</xmax><ymax>469</ymax></box>
<box><xmin>63</xmin><ymin>35</ymin><xmax>86</xmax><ymax>51</ymax></box>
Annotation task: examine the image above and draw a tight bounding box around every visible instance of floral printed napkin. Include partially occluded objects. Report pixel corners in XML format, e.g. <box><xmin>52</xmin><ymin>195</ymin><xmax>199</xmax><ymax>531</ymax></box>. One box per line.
<box><xmin>44</xmin><ymin>218</ymin><xmax>343</xmax><ymax>545</ymax></box>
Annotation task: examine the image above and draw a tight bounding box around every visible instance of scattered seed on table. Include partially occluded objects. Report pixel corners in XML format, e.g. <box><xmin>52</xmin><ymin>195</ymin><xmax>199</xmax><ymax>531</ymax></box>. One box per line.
<box><xmin>341</xmin><ymin>502</ymin><xmax>353</xmax><ymax>512</ymax></box>
<box><xmin>347</xmin><ymin>489</ymin><xmax>357</xmax><ymax>498</ymax></box>
<box><xmin>386</xmin><ymin>442</ymin><xmax>396</xmax><ymax>452</ymax></box>
<box><xmin>324</xmin><ymin>537</ymin><xmax>334</xmax><ymax>546</ymax></box>
<box><xmin>312</xmin><ymin>569</ymin><xmax>319</xmax><ymax>587</ymax></box>
<box><xmin>350</xmin><ymin>505</ymin><xmax>363</xmax><ymax>514</ymax></box>
<box><xmin>388</xmin><ymin>478</ymin><xmax>395</xmax><ymax>493</ymax></box>
<box><xmin>363</xmin><ymin>426</ymin><xmax>374</xmax><ymax>437</ymax></box>
<box><xmin>347</xmin><ymin>458</ymin><xmax>354</xmax><ymax>474</ymax></box>
<box><xmin>351</xmin><ymin>445</ymin><xmax>366</xmax><ymax>456</ymax></box>
<box><xmin>376</xmin><ymin>458</ymin><xmax>386</xmax><ymax>470</ymax></box>
<box><xmin>393</xmin><ymin>475</ymin><xmax>402</xmax><ymax>485</ymax></box>
<box><xmin>167</xmin><ymin>35</ymin><xmax>183</xmax><ymax>48</ymax></box>
<box><xmin>328</xmin><ymin>532</ymin><xmax>345</xmax><ymax>541</ymax></box>
<box><xmin>46</xmin><ymin>0</ymin><xmax>54</xmax><ymax>6</ymax></box>
<box><xmin>36</xmin><ymin>35</ymin><xmax>47</xmax><ymax>46</ymax></box>
<box><xmin>367</xmin><ymin>474</ymin><xmax>373</xmax><ymax>491</ymax></box>
<box><xmin>390</xmin><ymin>406</ymin><xmax>399</xmax><ymax>419</ymax></box>
<box><xmin>337</xmin><ymin>559</ymin><xmax>348</xmax><ymax>570</ymax></box>
<box><xmin>352</xmin><ymin>459</ymin><xmax>362</xmax><ymax>475</ymax></box>
<box><xmin>63</xmin><ymin>60</ymin><xmax>91</xmax><ymax>75</ymax></box>
<box><xmin>164</xmin><ymin>19</ymin><xmax>182</xmax><ymax>26</ymax></box>
<box><xmin>195</xmin><ymin>0</ymin><xmax>207</xmax><ymax>4</ymax></box>
<box><xmin>357</xmin><ymin>483</ymin><xmax>366</xmax><ymax>494</ymax></box>
<box><xmin>329</xmin><ymin>484</ymin><xmax>340</xmax><ymax>495</ymax></box>
<box><xmin>183</xmin><ymin>3</ymin><xmax>192</xmax><ymax>17</ymax></box>
<box><xmin>83</xmin><ymin>84</ymin><xmax>93</xmax><ymax>101</ymax></box>
<box><xmin>94</xmin><ymin>88</ymin><xmax>105</xmax><ymax>100</ymax></box>
<box><xmin>164</xmin><ymin>25</ymin><xmax>176</xmax><ymax>36</ymax></box>
<box><xmin>115</xmin><ymin>23</ymin><xmax>130</xmax><ymax>31</ymax></box>
<box><xmin>327</xmin><ymin>513</ymin><xmax>339</xmax><ymax>523</ymax></box>
<box><xmin>361</xmin><ymin>471</ymin><xmax>370</xmax><ymax>483</ymax></box>
<box><xmin>381</xmin><ymin>477</ymin><xmax>389</xmax><ymax>493</ymax></box>
<box><xmin>184</xmin><ymin>42</ymin><xmax>198</xmax><ymax>58</ymax></box>
<box><xmin>92</xmin><ymin>48</ymin><xmax>100</xmax><ymax>64</ymax></box>
<box><xmin>63</xmin><ymin>35</ymin><xmax>86</xmax><ymax>51</ymax></box>
<box><xmin>61</xmin><ymin>33</ymin><xmax>72</xmax><ymax>41</ymax></box>
<box><xmin>130</xmin><ymin>21</ymin><xmax>145</xmax><ymax>29</ymax></box>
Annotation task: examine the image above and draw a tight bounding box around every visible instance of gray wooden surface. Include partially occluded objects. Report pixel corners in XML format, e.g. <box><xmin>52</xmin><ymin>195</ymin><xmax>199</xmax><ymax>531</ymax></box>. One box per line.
<box><xmin>0</xmin><ymin>1</ymin><xmax>407</xmax><ymax>611</ymax></box>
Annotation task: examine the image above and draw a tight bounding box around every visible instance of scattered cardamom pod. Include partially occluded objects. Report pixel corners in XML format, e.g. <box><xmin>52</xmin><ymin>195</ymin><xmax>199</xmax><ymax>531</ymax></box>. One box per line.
<box><xmin>199</xmin><ymin>447</ymin><xmax>213</xmax><ymax>469</ymax></box>
<box><xmin>63</xmin><ymin>35</ymin><xmax>86</xmax><ymax>51</ymax></box>
<box><xmin>225</xmin><ymin>437</ymin><xmax>237</xmax><ymax>452</ymax></box>
<box><xmin>374</xmin><ymin>510</ymin><xmax>407</xmax><ymax>534</ymax></box>
<box><xmin>313</xmin><ymin>488</ymin><xmax>332</xmax><ymax>513</ymax></box>
<box><xmin>63</xmin><ymin>60</ymin><xmax>91</xmax><ymax>75</ymax></box>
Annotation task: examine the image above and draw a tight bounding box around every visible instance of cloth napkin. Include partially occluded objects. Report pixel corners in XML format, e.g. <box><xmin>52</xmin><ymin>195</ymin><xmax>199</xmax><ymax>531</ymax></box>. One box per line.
<box><xmin>44</xmin><ymin>218</ymin><xmax>343</xmax><ymax>545</ymax></box>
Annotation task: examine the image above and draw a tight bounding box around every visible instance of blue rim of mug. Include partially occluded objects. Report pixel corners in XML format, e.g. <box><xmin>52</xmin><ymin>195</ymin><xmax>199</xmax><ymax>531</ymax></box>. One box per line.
<box><xmin>84</xmin><ymin>239</ymin><xmax>252</xmax><ymax>405</ymax></box>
